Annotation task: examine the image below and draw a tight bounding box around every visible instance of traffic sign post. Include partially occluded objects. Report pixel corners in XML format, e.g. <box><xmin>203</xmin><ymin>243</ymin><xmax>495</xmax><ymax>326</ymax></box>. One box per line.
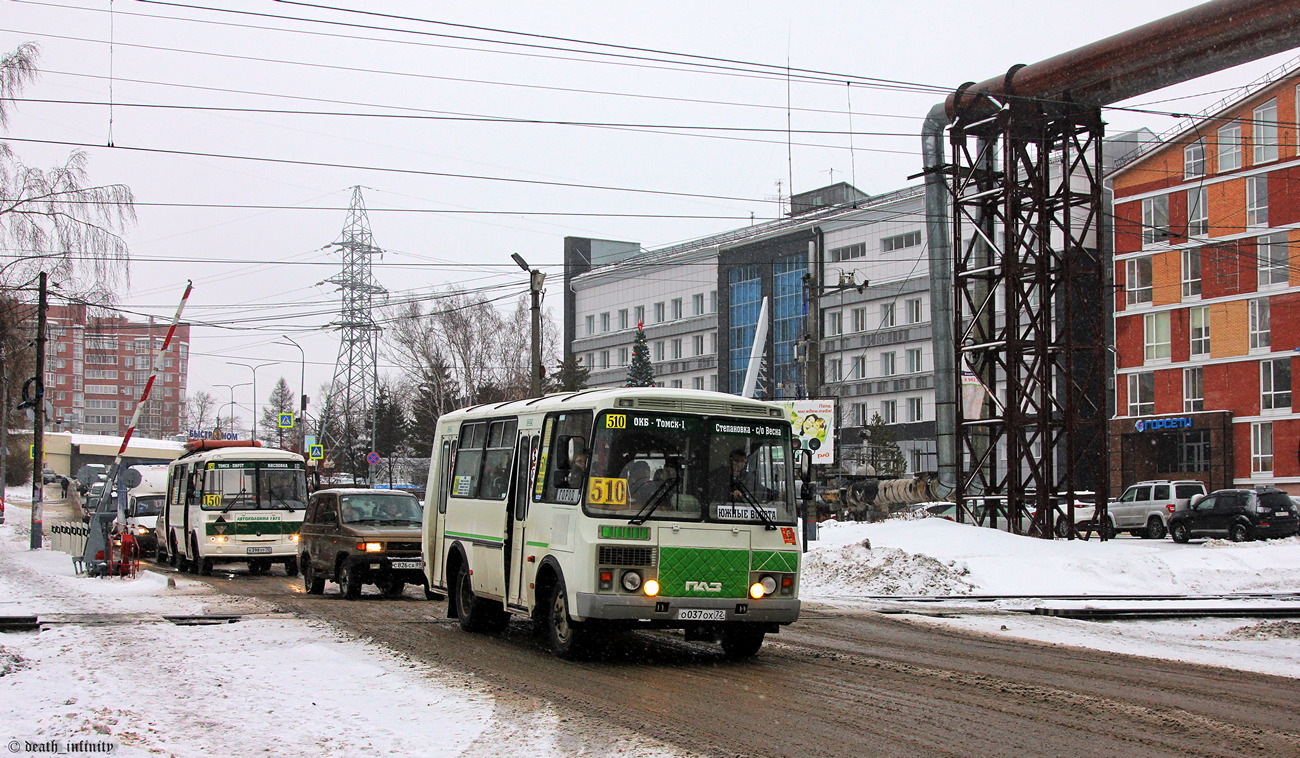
<box><xmin>366</xmin><ymin>451</ymin><xmax>381</xmax><ymax>466</ymax></box>
<box><xmin>278</xmin><ymin>413</ymin><xmax>295</xmax><ymax>429</ymax></box>
<box><xmin>308</xmin><ymin>445</ymin><xmax>324</xmax><ymax>460</ymax></box>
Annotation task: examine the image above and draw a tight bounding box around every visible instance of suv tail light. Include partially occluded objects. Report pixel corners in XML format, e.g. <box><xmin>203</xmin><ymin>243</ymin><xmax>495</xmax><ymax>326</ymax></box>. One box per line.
<box><xmin>1166</xmin><ymin>504</ymin><xmax>1176</xmax><ymax>513</ymax></box>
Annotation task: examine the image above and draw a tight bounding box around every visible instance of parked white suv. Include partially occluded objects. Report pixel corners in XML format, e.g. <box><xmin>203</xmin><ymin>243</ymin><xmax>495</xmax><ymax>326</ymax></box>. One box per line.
<box><xmin>1110</xmin><ymin>480</ymin><xmax>1207</xmax><ymax>539</ymax></box>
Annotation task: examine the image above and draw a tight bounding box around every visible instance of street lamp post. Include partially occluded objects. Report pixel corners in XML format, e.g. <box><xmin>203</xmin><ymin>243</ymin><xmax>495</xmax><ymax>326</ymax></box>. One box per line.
<box><xmin>511</xmin><ymin>253</ymin><xmax>546</xmax><ymax>397</ymax></box>
<box><xmin>275</xmin><ymin>337</ymin><xmax>307</xmax><ymax>453</ymax></box>
<box><xmin>226</xmin><ymin>361</ymin><xmax>275</xmax><ymax>443</ymax></box>
<box><xmin>213</xmin><ymin>382</ymin><xmax>250</xmax><ymax>438</ymax></box>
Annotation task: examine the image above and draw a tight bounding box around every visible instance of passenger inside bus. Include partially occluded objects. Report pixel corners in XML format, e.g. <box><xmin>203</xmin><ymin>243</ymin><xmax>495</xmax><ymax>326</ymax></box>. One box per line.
<box><xmin>625</xmin><ymin>460</ymin><xmax>654</xmax><ymax>505</ymax></box>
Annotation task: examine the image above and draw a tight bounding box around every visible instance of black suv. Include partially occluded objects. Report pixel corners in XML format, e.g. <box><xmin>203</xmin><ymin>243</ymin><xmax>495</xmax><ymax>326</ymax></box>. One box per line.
<box><xmin>1169</xmin><ymin>487</ymin><xmax>1300</xmax><ymax>543</ymax></box>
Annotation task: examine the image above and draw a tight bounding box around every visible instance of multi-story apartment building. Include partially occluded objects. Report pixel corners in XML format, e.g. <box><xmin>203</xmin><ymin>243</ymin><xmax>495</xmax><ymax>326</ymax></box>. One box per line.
<box><xmin>565</xmin><ymin>183</ymin><xmax>939</xmax><ymax>473</ymax></box>
<box><xmin>42</xmin><ymin>303</ymin><xmax>190</xmax><ymax>439</ymax></box>
<box><xmin>1109</xmin><ymin>66</ymin><xmax>1300</xmax><ymax>493</ymax></box>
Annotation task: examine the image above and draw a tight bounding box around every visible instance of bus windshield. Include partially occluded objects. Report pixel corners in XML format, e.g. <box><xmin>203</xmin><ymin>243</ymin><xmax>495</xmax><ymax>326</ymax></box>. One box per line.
<box><xmin>202</xmin><ymin>462</ymin><xmax>308</xmax><ymax>511</ymax></box>
<box><xmin>586</xmin><ymin>411</ymin><xmax>795</xmax><ymax>525</ymax></box>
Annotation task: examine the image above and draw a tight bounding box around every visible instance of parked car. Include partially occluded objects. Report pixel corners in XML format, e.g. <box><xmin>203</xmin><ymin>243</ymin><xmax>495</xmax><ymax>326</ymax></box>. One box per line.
<box><xmin>1108</xmin><ymin>480</ymin><xmax>1207</xmax><ymax>539</ymax></box>
<box><xmin>1168</xmin><ymin>487</ymin><xmax>1300</xmax><ymax>543</ymax></box>
<box><xmin>42</xmin><ymin>467</ymin><xmax>58</xmax><ymax>484</ymax></box>
<box><xmin>298</xmin><ymin>488</ymin><xmax>433</xmax><ymax>599</ymax></box>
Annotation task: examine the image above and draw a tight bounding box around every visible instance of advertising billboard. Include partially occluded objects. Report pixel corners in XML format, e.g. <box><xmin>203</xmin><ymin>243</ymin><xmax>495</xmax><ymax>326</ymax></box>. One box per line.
<box><xmin>778</xmin><ymin>399</ymin><xmax>836</xmax><ymax>465</ymax></box>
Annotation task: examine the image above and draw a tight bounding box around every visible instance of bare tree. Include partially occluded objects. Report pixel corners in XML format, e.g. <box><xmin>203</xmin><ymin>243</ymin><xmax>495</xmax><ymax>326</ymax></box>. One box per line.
<box><xmin>0</xmin><ymin>43</ymin><xmax>135</xmax><ymax>296</ymax></box>
<box><xmin>181</xmin><ymin>391</ymin><xmax>217</xmax><ymax>438</ymax></box>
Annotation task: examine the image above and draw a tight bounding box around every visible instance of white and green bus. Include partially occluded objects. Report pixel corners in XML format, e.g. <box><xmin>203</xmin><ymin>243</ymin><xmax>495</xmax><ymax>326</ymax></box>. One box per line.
<box><xmin>424</xmin><ymin>388</ymin><xmax>801</xmax><ymax>659</ymax></box>
<box><xmin>157</xmin><ymin>440</ymin><xmax>308</xmax><ymax>577</ymax></box>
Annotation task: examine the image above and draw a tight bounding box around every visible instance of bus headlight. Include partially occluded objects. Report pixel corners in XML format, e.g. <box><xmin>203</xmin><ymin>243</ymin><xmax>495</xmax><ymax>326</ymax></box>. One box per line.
<box><xmin>750</xmin><ymin>575</ymin><xmax>778</xmax><ymax>599</ymax></box>
<box><xmin>288</xmin><ymin>534</ymin><xmax>300</xmax><ymax>543</ymax></box>
<box><xmin>643</xmin><ymin>578</ymin><xmax>660</xmax><ymax>597</ymax></box>
<box><xmin>620</xmin><ymin>570</ymin><xmax>642</xmax><ymax>592</ymax></box>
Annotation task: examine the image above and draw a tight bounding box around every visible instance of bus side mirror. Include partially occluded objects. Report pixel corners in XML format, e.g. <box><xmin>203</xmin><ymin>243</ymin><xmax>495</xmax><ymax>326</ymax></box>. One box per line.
<box><xmin>798</xmin><ymin>449</ymin><xmax>813</xmax><ymax>483</ymax></box>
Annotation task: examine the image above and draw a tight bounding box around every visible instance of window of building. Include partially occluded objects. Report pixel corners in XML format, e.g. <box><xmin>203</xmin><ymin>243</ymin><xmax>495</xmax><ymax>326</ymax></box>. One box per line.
<box><xmin>1184</xmin><ymin>139</ymin><xmax>1206</xmax><ymax>179</ymax></box>
<box><xmin>830</xmin><ymin>242</ymin><xmax>866</xmax><ymax>262</ymax></box>
<box><xmin>671</xmin><ymin>339</ymin><xmax>682</xmax><ymax>360</ymax></box>
<box><xmin>852</xmin><ymin>402</ymin><xmax>868</xmax><ymax>427</ymax></box>
<box><xmin>826</xmin><ymin>310</ymin><xmax>842</xmax><ymax>336</ymax></box>
<box><xmin>907</xmin><ymin>396</ymin><xmax>923</xmax><ymax>422</ymax></box>
<box><xmin>709</xmin><ymin>375</ymin><xmax>718</xmax><ymax>391</ymax></box>
<box><xmin>1253</xmin><ymin>99</ymin><xmax>1278</xmax><ymax>164</ymax></box>
<box><xmin>709</xmin><ymin>290</ymin><xmax>718</xmax><ymax>313</ymax></box>
<box><xmin>1257</xmin><ymin>232</ymin><xmax>1287</xmax><ymax>286</ymax></box>
<box><xmin>1143</xmin><ymin>312</ymin><xmax>1171</xmax><ymax>362</ymax></box>
<box><xmin>1252</xmin><ymin>421</ymin><xmax>1273</xmax><ymax>474</ymax></box>
<box><xmin>692</xmin><ymin>293</ymin><xmax>704</xmax><ymax>315</ymax></box>
<box><xmin>654</xmin><ymin>302</ymin><xmax>665</xmax><ymax>323</ymax></box>
<box><xmin>1261</xmin><ymin>358</ymin><xmax>1292</xmax><ymax>411</ymax></box>
<box><xmin>585</xmin><ymin>314</ymin><xmax>595</xmax><ymax>336</ymax></box>
<box><xmin>670</xmin><ymin>379</ymin><xmax>682</xmax><ymax>388</ymax></box>
<box><xmin>826</xmin><ymin>358</ymin><xmax>842</xmax><ymax>383</ymax></box>
<box><xmin>634</xmin><ymin>305</ymin><xmax>645</xmax><ymax>326</ymax></box>
<box><xmin>600</xmin><ymin>312</ymin><xmax>610</xmax><ymax>332</ymax></box>
<box><xmin>852</xmin><ymin>308</ymin><xmax>866</xmax><ymax>332</ymax></box>
<box><xmin>1183</xmin><ymin>366</ymin><xmax>1204</xmax><ymax>412</ymax></box>
<box><xmin>653</xmin><ymin>341</ymin><xmax>664</xmax><ymax>362</ymax></box>
<box><xmin>881</xmin><ymin>351</ymin><xmax>896</xmax><ymax>376</ymax></box>
<box><xmin>618</xmin><ymin>309</ymin><xmax>629</xmax><ymax>330</ymax></box>
<box><xmin>1126</xmin><ymin>256</ymin><xmax>1153</xmax><ymax>305</ymax></box>
<box><xmin>600</xmin><ymin>350</ymin><xmax>610</xmax><ymax>370</ymax></box>
<box><xmin>881</xmin><ymin>230</ymin><xmax>922</xmax><ymax>253</ymax></box>
<box><xmin>692</xmin><ymin>376</ymin><xmax>704</xmax><ymax>390</ymax></box>
<box><xmin>618</xmin><ymin>347</ymin><xmax>628</xmax><ymax>366</ymax></box>
<box><xmin>1142</xmin><ymin>195</ymin><xmax>1170</xmax><ymax>245</ymax></box>
<box><xmin>1189</xmin><ymin>306</ymin><xmax>1210</xmax><ymax>358</ymax></box>
<box><xmin>907</xmin><ymin>348</ymin><xmax>923</xmax><ymax>373</ymax></box>
<box><xmin>1127</xmin><ymin>372</ymin><xmax>1154</xmax><ymax>416</ymax></box>
<box><xmin>1187</xmin><ymin>186</ymin><xmax>1208</xmax><ymax>237</ymax></box>
<box><xmin>671</xmin><ymin>298</ymin><xmax>683</xmax><ymax>320</ymax></box>
<box><xmin>906</xmin><ymin>298</ymin><xmax>923</xmax><ymax>324</ymax></box>
<box><xmin>851</xmin><ymin>355</ymin><xmax>866</xmax><ymax>379</ymax></box>
<box><xmin>1246</xmin><ymin>174</ymin><xmax>1269</xmax><ymax>227</ymax></box>
<box><xmin>1182</xmin><ymin>247</ymin><xmax>1201</xmax><ymax>298</ymax></box>
<box><xmin>693</xmin><ymin>334</ymin><xmax>704</xmax><ymax>355</ymax></box>
<box><xmin>1250</xmin><ymin>297</ymin><xmax>1271</xmax><ymax>350</ymax></box>
<box><xmin>1218</xmin><ymin>122</ymin><xmax>1242</xmax><ymax>171</ymax></box>
<box><xmin>881</xmin><ymin>302</ymin><xmax>896</xmax><ymax>328</ymax></box>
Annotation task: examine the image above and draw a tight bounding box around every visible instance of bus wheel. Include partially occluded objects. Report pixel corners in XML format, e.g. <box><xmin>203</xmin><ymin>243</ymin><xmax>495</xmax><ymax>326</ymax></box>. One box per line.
<box><xmin>284</xmin><ymin>557</ymin><xmax>299</xmax><ymax>577</ymax></box>
<box><xmin>457</xmin><ymin>563</ymin><xmax>509</xmax><ymax>633</ymax></box>
<box><xmin>719</xmin><ymin>625</ymin><xmax>765</xmax><ymax>659</ymax></box>
<box><xmin>545</xmin><ymin>580</ymin><xmax>588</xmax><ymax>658</ymax></box>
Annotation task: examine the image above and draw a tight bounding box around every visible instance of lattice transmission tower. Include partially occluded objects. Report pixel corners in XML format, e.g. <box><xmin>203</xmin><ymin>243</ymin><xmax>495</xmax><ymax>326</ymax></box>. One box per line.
<box><xmin>319</xmin><ymin>186</ymin><xmax>386</xmax><ymax>481</ymax></box>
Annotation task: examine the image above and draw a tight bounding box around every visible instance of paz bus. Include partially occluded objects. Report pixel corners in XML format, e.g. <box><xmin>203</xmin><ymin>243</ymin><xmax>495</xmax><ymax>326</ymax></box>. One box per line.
<box><xmin>157</xmin><ymin>440</ymin><xmax>308</xmax><ymax>576</ymax></box>
<box><xmin>423</xmin><ymin>387</ymin><xmax>801</xmax><ymax>659</ymax></box>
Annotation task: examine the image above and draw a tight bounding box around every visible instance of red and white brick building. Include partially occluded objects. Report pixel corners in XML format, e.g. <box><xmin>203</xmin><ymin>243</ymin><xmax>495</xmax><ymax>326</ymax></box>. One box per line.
<box><xmin>1110</xmin><ymin>68</ymin><xmax>1300</xmax><ymax>493</ymax></box>
<box><xmin>43</xmin><ymin>303</ymin><xmax>190</xmax><ymax>439</ymax></box>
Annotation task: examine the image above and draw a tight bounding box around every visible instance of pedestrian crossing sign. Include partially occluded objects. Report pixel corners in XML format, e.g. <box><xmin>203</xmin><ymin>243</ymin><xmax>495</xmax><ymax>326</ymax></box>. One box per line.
<box><xmin>279</xmin><ymin>413</ymin><xmax>295</xmax><ymax>429</ymax></box>
<box><xmin>308</xmin><ymin>444</ymin><xmax>324</xmax><ymax>460</ymax></box>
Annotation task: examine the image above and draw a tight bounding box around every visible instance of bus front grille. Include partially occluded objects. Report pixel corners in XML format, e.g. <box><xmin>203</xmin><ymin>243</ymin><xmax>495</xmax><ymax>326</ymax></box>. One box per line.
<box><xmin>597</xmin><ymin>545</ymin><xmax>656</xmax><ymax>567</ymax></box>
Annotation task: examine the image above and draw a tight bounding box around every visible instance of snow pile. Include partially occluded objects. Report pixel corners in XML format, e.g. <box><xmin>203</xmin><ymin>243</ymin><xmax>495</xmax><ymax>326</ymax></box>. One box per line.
<box><xmin>0</xmin><ymin>646</ymin><xmax>28</xmax><ymax>676</ymax></box>
<box><xmin>801</xmin><ymin>538</ymin><xmax>974</xmax><ymax>596</ymax></box>
<box><xmin>1222</xmin><ymin>620</ymin><xmax>1300</xmax><ymax>640</ymax></box>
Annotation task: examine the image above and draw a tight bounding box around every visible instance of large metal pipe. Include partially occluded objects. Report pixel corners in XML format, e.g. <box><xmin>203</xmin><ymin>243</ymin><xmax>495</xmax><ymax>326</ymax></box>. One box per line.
<box><xmin>948</xmin><ymin>0</ymin><xmax>1300</xmax><ymax>119</ymax></box>
<box><xmin>921</xmin><ymin>103</ymin><xmax>956</xmax><ymax>498</ymax></box>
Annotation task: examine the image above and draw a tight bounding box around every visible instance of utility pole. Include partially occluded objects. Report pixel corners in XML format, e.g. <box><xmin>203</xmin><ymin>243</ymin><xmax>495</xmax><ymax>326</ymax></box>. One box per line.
<box><xmin>29</xmin><ymin>272</ymin><xmax>47</xmax><ymax>549</ymax></box>
<box><xmin>512</xmin><ymin>253</ymin><xmax>546</xmax><ymax>397</ymax></box>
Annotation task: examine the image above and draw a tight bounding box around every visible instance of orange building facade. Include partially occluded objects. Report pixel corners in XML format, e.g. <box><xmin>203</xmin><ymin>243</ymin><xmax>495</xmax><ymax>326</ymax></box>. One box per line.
<box><xmin>1111</xmin><ymin>68</ymin><xmax>1300</xmax><ymax>493</ymax></box>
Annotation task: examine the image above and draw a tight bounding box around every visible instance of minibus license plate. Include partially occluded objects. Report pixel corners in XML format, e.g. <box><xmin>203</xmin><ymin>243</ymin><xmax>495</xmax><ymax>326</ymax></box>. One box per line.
<box><xmin>246</xmin><ymin>546</ymin><xmax>272</xmax><ymax>555</ymax></box>
<box><xmin>390</xmin><ymin>560</ymin><xmax>421</xmax><ymax>570</ymax></box>
<box><xmin>676</xmin><ymin>609</ymin><xmax>725</xmax><ymax>621</ymax></box>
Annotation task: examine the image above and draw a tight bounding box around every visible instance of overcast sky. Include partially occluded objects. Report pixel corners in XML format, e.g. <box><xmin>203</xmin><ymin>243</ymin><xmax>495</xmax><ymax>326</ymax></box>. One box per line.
<box><xmin>2</xmin><ymin>0</ymin><xmax>1294</xmax><ymax>425</ymax></box>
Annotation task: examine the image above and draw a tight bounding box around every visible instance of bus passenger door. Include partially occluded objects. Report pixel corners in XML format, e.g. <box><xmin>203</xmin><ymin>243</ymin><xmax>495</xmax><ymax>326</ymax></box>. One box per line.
<box><xmin>428</xmin><ymin>437</ymin><xmax>455</xmax><ymax>591</ymax></box>
<box><xmin>506</xmin><ymin>433</ymin><xmax>540</xmax><ymax>608</ymax></box>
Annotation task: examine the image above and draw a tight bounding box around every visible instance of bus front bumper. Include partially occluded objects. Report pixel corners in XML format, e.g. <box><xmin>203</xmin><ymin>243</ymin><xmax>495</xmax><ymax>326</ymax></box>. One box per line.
<box><xmin>575</xmin><ymin>593</ymin><xmax>800</xmax><ymax>625</ymax></box>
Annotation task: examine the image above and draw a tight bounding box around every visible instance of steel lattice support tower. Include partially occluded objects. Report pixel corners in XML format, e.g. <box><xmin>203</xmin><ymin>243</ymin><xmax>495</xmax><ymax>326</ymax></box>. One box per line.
<box><xmin>946</xmin><ymin>97</ymin><xmax>1109</xmax><ymax>538</ymax></box>
<box><xmin>319</xmin><ymin>186</ymin><xmax>386</xmax><ymax>480</ymax></box>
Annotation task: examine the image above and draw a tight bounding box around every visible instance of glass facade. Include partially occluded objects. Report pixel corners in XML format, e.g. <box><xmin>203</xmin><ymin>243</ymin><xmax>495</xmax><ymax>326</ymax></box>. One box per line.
<box><xmin>771</xmin><ymin>255</ymin><xmax>806</xmax><ymax>398</ymax></box>
<box><xmin>728</xmin><ymin>265</ymin><xmax>761</xmax><ymax>394</ymax></box>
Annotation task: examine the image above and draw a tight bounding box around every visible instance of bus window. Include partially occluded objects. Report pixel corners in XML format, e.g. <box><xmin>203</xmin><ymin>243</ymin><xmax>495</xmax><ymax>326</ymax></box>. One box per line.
<box><xmin>451</xmin><ymin>422</ymin><xmax>487</xmax><ymax>498</ymax></box>
<box><xmin>477</xmin><ymin>419</ymin><xmax>517</xmax><ymax>500</ymax></box>
<box><xmin>538</xmin><ymin>411</ymin><xmax>593</xmax><ymax>505</ymax></box>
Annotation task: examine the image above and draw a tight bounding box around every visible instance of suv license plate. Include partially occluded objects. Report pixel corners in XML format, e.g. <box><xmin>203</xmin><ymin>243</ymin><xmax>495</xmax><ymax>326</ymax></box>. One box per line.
<box><xmin>246</xmin><ymin>546</ymin><xmax>272</xmax><ymax>555</ymax></box>
<box><xmin>675</xmin><ymin>609</ymin><xmax>726</xmax><ymax>621</ymax></box>
<box><xmin>389</xmin><ymin>560</ymin><xmax>421</xmax><ymax>570</ymax></box>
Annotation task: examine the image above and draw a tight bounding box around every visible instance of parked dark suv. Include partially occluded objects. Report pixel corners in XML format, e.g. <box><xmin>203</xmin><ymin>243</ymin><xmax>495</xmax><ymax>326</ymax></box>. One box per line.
<box><xmin>1168</xmin><ymin>487</ymin><xmax>1300</xmax><ymax>543</ymax></box>
<box><xmin>298</xmin><ymin>488</ymin><xmax>432</xmax><ymax>599</ymax></box>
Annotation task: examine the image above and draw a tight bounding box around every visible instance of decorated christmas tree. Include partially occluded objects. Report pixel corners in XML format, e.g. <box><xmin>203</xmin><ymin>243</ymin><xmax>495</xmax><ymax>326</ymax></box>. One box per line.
<box><xmin>625</xmin><ymin>322</ymin><xmax>656</xmax><ymax>387</ymax></box>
